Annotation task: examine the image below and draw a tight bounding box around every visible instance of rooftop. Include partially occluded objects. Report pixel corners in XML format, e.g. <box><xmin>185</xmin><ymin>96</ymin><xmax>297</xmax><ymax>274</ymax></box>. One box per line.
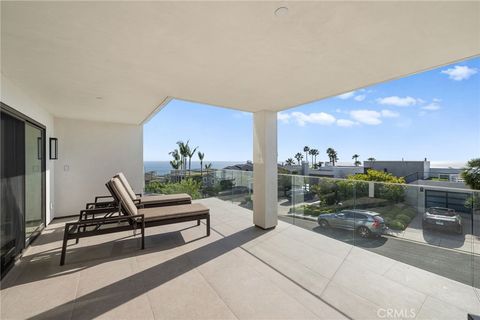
<box><xmin>2</xmin><ymin>198</ymin><xmax>478</xmax><ymax>319</ymax></box>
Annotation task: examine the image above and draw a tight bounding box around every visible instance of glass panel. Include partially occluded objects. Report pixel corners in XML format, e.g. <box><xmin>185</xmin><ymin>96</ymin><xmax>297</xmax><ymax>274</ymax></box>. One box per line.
<box><xmin>24</xmin><ymin>123</ymin><xmax>44</xmax><ymax>241</ymax></box>
<box><xmin>0</xmin><ymin>112</ymin><xmax>25</xmax><ymax>276</ymax></box>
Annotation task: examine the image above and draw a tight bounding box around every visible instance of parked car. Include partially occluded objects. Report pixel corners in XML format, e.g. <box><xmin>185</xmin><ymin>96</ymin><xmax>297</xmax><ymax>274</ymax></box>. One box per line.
<box><xmin>317</xmin><ymin>209</ymin><xmax>386</xmax><ymax>238</ymax></box>
<box><xmin>422</xmin><ymin>207</ymin><xmax>463</xmax><ymax>234</ymax></box>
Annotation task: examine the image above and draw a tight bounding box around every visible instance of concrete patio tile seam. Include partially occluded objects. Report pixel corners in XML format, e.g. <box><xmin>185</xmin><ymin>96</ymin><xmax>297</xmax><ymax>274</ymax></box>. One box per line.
<box><xmin>193</xmin><ymin>267</ymin><xmax>241</xmax><ymax>320</ymax></box>
<box><xmin>239</xmin><ymin>244</ymin><xmax>351</xmax><ymax>320</ymax></box>
<box><xmin>318</xmin><ymin>246</ymin><xmax>354</xmax><ymax>298</ymax></box>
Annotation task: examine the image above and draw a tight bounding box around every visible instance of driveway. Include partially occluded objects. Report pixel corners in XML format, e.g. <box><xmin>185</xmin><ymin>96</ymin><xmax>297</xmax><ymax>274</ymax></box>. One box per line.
<box><xmin>279</xmin><ymin>215</ymin><xmax>480</xmax><ymax>288</ymax></box>
<box><xmin>387</xmin><ymin>212</ymin><xmax>480</xmax><ymax>255</ymax></box>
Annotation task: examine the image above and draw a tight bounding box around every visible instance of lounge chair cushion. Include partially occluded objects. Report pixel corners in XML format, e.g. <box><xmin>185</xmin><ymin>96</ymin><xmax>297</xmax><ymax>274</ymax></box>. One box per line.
<box><xmin>115</xmin><ymin>172</ymin><xmax>138</xmax><ymax>201</ymax></box>
<box><xmin>139</xmin><ymin>193</ymin><xmax>192</xmax><ymax>204</ymax></box>
<box><xmin>139</xmin><ymin>203</ymin><xmax>209</xmax><ymax>222</ymax></box>
<box><xmin>110</xmin><ymin>177</ymin><xmax>138</xmax><ymax>216</ymax></box>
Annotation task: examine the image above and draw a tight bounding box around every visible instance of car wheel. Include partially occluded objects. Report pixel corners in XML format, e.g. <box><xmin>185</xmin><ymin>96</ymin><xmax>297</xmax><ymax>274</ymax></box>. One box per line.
<box><xmin>318</xmin><ymin>219</ymin><xmax>329</xmax><ymax>228</ymax></box>
<box><xmin>357</xmin><ymin>226</ymin><xmax>370</xmax><ymax>238</ymax></box>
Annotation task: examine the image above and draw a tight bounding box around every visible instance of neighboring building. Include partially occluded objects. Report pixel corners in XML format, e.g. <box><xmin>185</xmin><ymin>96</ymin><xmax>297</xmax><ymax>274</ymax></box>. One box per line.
<box><xmin>309</xmin><ymin>165</ymin><xmax>364</xmax><ymax>179</ymax></box>
<box><xmin>363</xmin><ymin>160</ymin><xmax>430</xmax><ymax>182</ymax></box>
<box><xmin>429</xmin><ymin>167</ymin><xmax>464</xmax><ymax>182</ymax></box>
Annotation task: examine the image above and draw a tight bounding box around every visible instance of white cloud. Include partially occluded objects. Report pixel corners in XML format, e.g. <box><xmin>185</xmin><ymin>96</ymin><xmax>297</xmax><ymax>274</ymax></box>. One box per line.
<box><xmin>337</xmin><ymin>91</ymin><xmax>356</xmax><ymax>99</ymax></box>
<box><xmin>421</xmin><ymin>103</ymin><xmax>441</xmax><ymax>111</ymax></box>
<box><xmin>354</xmin><ymin>94</ymin><xmax>366</xmax><ymax>102</ymax></box>
<box><xmin>376</xmin><ymin>96</ymin><xmax>419</xmax><ymax>107</ymax></box>
<box><xmin>381</xmin><ymin>109</ymin><xmax>400</xmax><ymax>118</ymax></box>
<box><xmin>350</xmin><ymin>110</ymin><xmax>382</xmax><ymax>125</ymax></box>
<box><xmin>336</xmin><ymin>119</ymin><xmax>357</xmax><ymax>127</ymax></box>
<box><xmin>441</xmin><ymin>65</ymin><xmax>478</xmax><ymax>81</ymax></box>
<box><xmin>290</xmin><ymin>111</ymin><xmax>336</xmax><ymax>126</ymax></box>
<box><xmin>277</xmin><ymin>112</ymin><xmax>291</xmax><ymax>123</ymax></box>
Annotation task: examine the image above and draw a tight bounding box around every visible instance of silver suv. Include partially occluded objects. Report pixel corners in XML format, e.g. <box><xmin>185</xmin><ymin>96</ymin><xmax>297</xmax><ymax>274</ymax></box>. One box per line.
<box><xmin>317</xmin><ymin>209</ymin><xmax>386</xmax><ymax>238</ymax></box>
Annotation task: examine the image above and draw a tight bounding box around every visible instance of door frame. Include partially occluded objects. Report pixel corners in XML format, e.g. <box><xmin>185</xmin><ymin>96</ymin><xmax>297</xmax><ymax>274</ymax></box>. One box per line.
<box><xmin>0</xmin><ymin>102</ymin><xmax>46</xmax><ymax>269</ymax></box>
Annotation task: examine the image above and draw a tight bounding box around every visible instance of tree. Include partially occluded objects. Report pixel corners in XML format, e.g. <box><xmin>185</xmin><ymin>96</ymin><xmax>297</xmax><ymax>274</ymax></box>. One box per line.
<box><xmin>285</xmin><ymin>158</ymin><xmax>295</xmax><ymax>166</ymax></box>
<box><xmin>186</xmin><ymin>144</ymin><xmax>198</xmax><ymax>176</ymax></box>
<box><xmin>176</xmin><ymin>140</ymin><xmax>189</xmax><ymax>174</ymax></box>
<box><xmin>462</xmin><ymin>158</ymin><xmax>480</xmax><ymax>190</ymax></box>
<box><xmin>367</xmin><ymin>157</ymin><xmax>376</xmax><ymax>162</ymax></box>
<box><xmin>295</xmin><ymin>152</ymin><xmax>303</xmax><ymax>165</ymax></box>
<box><xmin>303</xmin><ymin>146</ymin><xmax>310</xmax><ymax>162</ymax></box>
<box><xmin>311</xmin><ymin>149</ymin><xmax>319</xmax><ymax>168</ymax></box>
<box><xmin>326</xmin><ymin>148</ymin><xmax>339</xmax><ymax>166</ymax></box>
<box><xmin>308</xmin><ymin>149</ymin><xmax>315</xmax><ymax>166</ymax></box>
<box><xmin>348</xmin><ymin>169</ymin><xmax>406</xmax><ymax>202</ymax></box>
<box><xmin>198</xmin><ymin>151</ymin><xmax>205</xmax><ymax>176</ymax></box>
<box><xmin>352</xmin><ymin>154</ymin><xmax>360</xmax><ymax>166</ymax></box>
<box><xmin>204</xmin><ymin>163</ymin><xmax>212</xmax><ymax>176</ymax></box>
<box><xmin>169</xmin><ymin>149</ymin><xmax>183</xmax><ymax>181</ymax></box>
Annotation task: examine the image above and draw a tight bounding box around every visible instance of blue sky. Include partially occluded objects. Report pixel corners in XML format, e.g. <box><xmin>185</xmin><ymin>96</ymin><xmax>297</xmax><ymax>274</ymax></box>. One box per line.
<box><xmin>144</xmin><ymin>57</ymin><xmax>480</xmax><ymax>167</ymax></box>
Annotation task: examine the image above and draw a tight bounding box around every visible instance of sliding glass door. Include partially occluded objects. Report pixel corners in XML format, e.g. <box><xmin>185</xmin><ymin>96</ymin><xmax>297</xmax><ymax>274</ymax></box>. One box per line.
<box><xmin>1</xmin><ymin>112</ymin><xmax>25</xmax><ymax>276</ymax></box>
<box><xmin>0</xmin><ymin>104</ymin><xmax>45</xmax><ymax>277</ymax></box>
<box><xmin>25</xmin><ymin>123</ymin><xmax>45</xmax><ymax>242</ymax></box>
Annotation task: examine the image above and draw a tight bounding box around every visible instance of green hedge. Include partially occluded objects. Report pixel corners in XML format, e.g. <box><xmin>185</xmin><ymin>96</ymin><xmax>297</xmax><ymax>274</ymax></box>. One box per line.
<box><xmin>145</xmin><ymin>179</ymin><xmax>202</xmax><ymax>199</ymax></box>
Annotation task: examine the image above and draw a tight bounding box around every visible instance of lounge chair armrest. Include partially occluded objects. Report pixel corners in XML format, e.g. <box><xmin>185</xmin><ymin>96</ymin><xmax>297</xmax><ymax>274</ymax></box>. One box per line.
<box><xmin>66</xmin><ymin>214</ymin><xmax>145</xmax><ymax>231</ymax></box>
<box><xmin>94</xmin><ymin>195</ymin><xmax>114</xmax><ymax>202</ymax></box>
<box><xmin>85</xmin><ymin>201</ymin><xmax>116</xmax><ymax>209</ymax></box>
<box><xmin>79</xmin><ymin>207</ymin><xmax>119</xmax><ymax>220</ymax></box>
<box><xmin>136</xmin><ymin>193</ymin><xmax>142</xmax><ymax>197</ymax></box>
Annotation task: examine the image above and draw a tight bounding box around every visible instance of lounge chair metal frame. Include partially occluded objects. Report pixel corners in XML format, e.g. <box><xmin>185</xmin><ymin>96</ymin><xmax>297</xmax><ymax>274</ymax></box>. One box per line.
<box><xmin>60</xmin><ymin>183</ymin><xmax>209</xmax><ymax>266</ymax></box>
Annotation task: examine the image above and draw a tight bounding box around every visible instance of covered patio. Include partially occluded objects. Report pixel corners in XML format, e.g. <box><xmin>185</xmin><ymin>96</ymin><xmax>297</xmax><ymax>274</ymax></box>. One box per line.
<box><xmin>1</xmin><ymin>1</ymin><xmax>480</xmax><ymax>319</ymax></box>
<box><xmin>2</xmin><ymin>198</ymin><xmax>479</xmax><ymax>320</ymax></box>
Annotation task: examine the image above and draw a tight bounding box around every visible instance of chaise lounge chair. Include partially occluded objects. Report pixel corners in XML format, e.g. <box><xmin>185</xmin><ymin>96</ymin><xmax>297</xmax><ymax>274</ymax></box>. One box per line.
<box><xmin>89</xmin><ymin>172</ymin><xmax>191</xmax><ymax>209</ymax></box>
<box><xmin>60</xmin><ymin>177</ymin><xmax>209</xmax><ymax>265</ymax></box>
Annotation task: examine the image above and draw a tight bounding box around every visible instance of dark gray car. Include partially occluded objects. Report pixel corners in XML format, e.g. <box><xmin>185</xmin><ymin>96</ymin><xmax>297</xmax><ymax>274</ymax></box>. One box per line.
<box><xmin>317</xmin><ymin>209</ymin><xmax>386</xmax><ymax>237</ymax></box>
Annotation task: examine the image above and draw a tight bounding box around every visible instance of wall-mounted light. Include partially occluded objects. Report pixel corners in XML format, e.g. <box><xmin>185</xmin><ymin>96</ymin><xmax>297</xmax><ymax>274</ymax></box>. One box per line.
<box><xmin>49</xmin><ymin>138</ymin><xmax>58</xmax><ymax>160</ymax></box>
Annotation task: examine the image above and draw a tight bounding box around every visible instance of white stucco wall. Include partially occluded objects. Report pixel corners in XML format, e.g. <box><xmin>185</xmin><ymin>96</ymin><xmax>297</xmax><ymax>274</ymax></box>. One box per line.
<box><xmin>1</xmin><ymin>74</ymin><xmax>56</xmax><ymax>223</ymax></box>
<box><xmin>53</xmin><ymin>117</ymin><xmax>143</xmax><ymax>217</ymax></box>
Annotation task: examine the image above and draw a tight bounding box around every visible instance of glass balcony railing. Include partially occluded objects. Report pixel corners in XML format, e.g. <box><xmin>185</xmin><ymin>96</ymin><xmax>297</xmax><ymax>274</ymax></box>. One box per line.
<box><xmin>275</xmin><ymin>172</ymin><xmax>480</xmax><ymax>288</ymax></box>
<box><xmin>145</xmin><ymin>168</ymin><xmax>480</xmax><ymax>290</ymax></box>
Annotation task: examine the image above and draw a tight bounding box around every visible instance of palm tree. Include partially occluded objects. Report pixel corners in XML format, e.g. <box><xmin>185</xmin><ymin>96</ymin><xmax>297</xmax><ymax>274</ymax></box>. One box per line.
<box><xmin>367</xmin><ymin>157</ymin><xmax>376</xmax><ymax>162</ymax></box>
<box><xmin>204</xmin><ymin>163</ymin><xmax>212</xmax><ymax>173</ymax></box>
<box><xmin>311</xmin><ymin>149</ymin><xmax>319</xmax><ymax>168</ymax></box>
<box><xmin>198</xmin><ymin>151</ymin><xmax>205</xmax><ymax>176</ymax></box>
<box><xmin>352</xmin><ymin>154</ymin><xmax>360</xmax><ymax>166</ymax></box>
<box><xmin>168</xmin><ymin>149</ymin><xmax>182</xmax><ymax>181</ymax></box>
<box><xmin>176</xmin><ymin>140</ymin><xmax>189</xmax><ymax>174</ymax></box>
<box><xmin>331</xmin><ymin>150</ymin><xmax>338</xmax><ymax>166</ymax></box>
<box><xmin>326</xmin><ymin>148</ymin><xmax>338</xmax><ymax>166</ymax></box>
<box><xmin>294</xmin><ymin>152</ymin><xmax>303</xmax><ymax>165</ymax></box>
<box><xmin>186</xmin><ymin>144</ymin><xmax>198</xmax><ymax>176</ymax></box>
<box><xmin>303</xmin><ymin>146</ymin><xmax>310</xmax><ymax>162</ymax></box>
<box><xmin>308</xmin><ymin>149</ymin><xmax>315</xmax><ymax>166</ymax></box>
<box><xmin>285</xmin><ymin>158</ymin><xmax>295</xmax><ymax>166</ymax></box>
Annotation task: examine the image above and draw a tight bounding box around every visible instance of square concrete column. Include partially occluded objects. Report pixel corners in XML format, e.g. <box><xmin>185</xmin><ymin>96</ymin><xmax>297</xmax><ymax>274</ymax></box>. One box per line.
<box><xmin>253</xmin><ymin>110</ymin><xmax>278</xmax><ymax>229</ymax></box>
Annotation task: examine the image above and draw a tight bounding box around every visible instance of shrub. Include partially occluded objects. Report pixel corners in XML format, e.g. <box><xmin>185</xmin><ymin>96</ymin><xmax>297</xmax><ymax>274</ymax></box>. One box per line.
<box><xmin>396</xmin><ymin>214</ymin><xmax>411</xmax><ymax>225</ymax></box>
<box><xmin>388</xmin><ymin>220</ymin><xmax>406</xmax><ymax>230</ymax></box>
<box><xmin>145</xmin><ymin>179</ymin><xmax>202</xmax><ymax>199</ymax></box>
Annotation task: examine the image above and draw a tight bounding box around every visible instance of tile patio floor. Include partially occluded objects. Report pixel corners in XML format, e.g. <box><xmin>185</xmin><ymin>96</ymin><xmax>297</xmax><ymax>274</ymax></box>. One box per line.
<box><xmin>1</xmin><ymin>198</ymin><xmax>479</xmax><ymax>319</ymax></box>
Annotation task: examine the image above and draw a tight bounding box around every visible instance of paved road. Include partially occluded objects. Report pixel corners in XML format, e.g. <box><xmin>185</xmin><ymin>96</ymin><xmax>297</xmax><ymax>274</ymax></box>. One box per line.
<box><xmin>279</xmin><ymin>216</ymin><xmax>480</xmax><ymax>288</ymax></box>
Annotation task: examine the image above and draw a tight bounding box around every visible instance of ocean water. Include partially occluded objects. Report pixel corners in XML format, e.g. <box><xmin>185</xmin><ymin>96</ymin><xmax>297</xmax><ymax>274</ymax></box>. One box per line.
<box><xmin>144</xmin><ymin>161</ymin><xmax>243</xmax><ymax>175</ymax></box>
